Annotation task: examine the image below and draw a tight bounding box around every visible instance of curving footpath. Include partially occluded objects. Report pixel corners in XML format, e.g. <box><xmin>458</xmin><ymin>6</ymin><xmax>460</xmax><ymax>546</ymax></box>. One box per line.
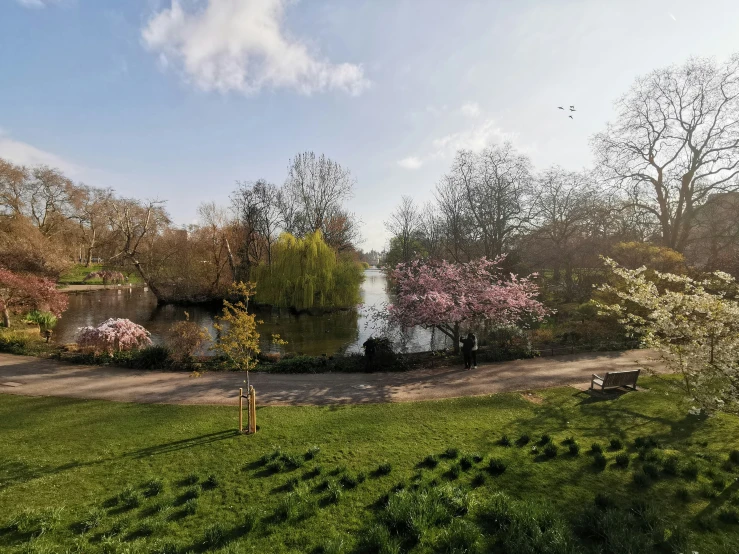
<box><xmin>0</xmin><ymin>350</ymin><xmax>665</xmax><ymax>407</ymax></box>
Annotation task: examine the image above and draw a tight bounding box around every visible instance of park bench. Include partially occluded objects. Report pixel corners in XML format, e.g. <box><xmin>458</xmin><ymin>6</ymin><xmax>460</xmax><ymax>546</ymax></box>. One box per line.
<box><xmin>590</xmin><ymin>369</ymin><xmax>640</xmax><ymax>392</ymax></box>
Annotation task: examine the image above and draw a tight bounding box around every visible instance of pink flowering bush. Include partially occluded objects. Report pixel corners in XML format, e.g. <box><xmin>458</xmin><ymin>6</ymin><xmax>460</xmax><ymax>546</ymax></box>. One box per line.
<box><xmin>388</xmin><ymin>257</ymin><xmax>549</xmax><ymax>351</ymax></box>
<box><xmin>76</xmin><ymin>318</ymin><xmax>152</xmax><ymax>354</ymax></box>
<box><xmin>0</xmin><ymin>267</ymin><xmax>68</xmax><ymax>327</ymax></box>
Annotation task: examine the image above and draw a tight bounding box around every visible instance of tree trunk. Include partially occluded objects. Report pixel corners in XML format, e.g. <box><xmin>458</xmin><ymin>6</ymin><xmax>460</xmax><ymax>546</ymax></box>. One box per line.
<box><xmin>85</xmin><ymin>247</ymin><xmax>93</xmax><ymax>267</ymax></box>
<box><xmin>224</xmin><ymin>237</ymin><xmax>237</xmax><ymax>279</ymax></box>
<box><xmin>2</xmin><ymin>307</ymin><xmax>10</xmax><ymax>328</ymax></box>
<box><xmin>130</xmin><ymin>257</ymin><xmax>165</xmax><ymax>303</ymax></box>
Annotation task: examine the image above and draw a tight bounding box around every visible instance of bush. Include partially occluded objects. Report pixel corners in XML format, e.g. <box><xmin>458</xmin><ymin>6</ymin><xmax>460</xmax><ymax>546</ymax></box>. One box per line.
<box><xmin>615</xmin><ymin>453</ymin><xmax>630</xmax><ymax>468</ymax></box>
<box><xmin>499</xmin><ymin>435</ymin><xmax>511</xmax><ymax>447</ymax></box>
<box><xmin>436</xmin><ymin>519</ymin><xmax>482</xmax><ymax>554</ymax></box>
<box><xmin>168</xmin><ymin>313</ymin><xmax>210</xmax><ymax>362</ymax></box>
<box><xmin>76</xmin><ymin>318</ymin><xmax>152</xmax><ymax>354</ymax></box>
<box><xmin>593</xmin><ymin>453</ymin><xmax>607</xmax><ymax>470</ymax></box>
<box><xmin>544</xmin><ymin>443</ymin><xmax>558</xmax><ymax>458</ymax></box>
<box><xmin>590</xmin><ymin>442</ymin><xmax>603</xmax><ymax>454</ymax></box>
<box><xmin>487</xmin><ymin>458</ymin><xmax>507</xmax><ymax>475</ymax></box>
<box><xmin>0</xmin><ymin>329</ymin><xmax>33</xmax><ymax>354</ymax></box>
<box><xmin>609</xmin><ymin>438</ymin><xmax>623</xmax><ymax>451</ymax></box>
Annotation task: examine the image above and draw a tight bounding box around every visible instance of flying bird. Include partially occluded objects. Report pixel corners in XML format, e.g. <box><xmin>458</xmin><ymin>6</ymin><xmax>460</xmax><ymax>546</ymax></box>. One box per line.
<box><xmin>569</xmin><ymin>115</ymin><xmax>573</xmax><ymax>119</ymax></box>
<box><xmin>569</xmin><ymin>105</ymin><xmax>576</xmax><ymax>111</ymax></box>
<box><xmin>558</xmin><ymin>106</ymin><xmax>564</xmax><ymax>110</ymax></box>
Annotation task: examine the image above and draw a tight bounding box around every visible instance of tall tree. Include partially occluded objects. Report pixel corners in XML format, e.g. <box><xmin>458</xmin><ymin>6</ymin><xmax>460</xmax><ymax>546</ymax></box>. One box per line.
<box><xmin>593</xmin><ymin>55</ymin><xmax>739</xmax><ymax>252</ymax></box>
<box><xmin>73</xmin><ymin>185</ymin><xmax>113</xmax><ymax>266</ymax></box>
<box><xmin>385</xmin><ymin>195</ymin><xmax>422</xmax><ymax>264</ymax></box>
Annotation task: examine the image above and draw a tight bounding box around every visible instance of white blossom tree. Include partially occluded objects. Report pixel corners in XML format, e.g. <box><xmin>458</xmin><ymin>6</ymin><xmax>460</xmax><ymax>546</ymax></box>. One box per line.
<box><xmin>597</xmin><ymin>258</ymin><xmax>739</xmax><ymax>414</ymax></box>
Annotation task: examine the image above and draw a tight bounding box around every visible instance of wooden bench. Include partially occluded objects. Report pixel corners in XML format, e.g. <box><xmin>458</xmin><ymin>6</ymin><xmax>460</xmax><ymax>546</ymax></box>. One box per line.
<box><xmin>590</xmin><ymin>369</ymin><xmax>640</xmax><ymax>392</ymax></box>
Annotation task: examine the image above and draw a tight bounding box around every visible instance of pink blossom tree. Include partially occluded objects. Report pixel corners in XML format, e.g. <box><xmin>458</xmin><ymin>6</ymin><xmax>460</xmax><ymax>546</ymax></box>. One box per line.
<box><xmin>0</xmin><ymin>268</ymin><xmax>68</xmax><ymax>327</ymax></box>
<box><xmin>76</xmin><ymin>318</ymin><xmax>152</xmax><ymax>354</ymax></box>
<box><xmin>388</xmin><ymin>257</ymin><xmax>548</xmax><ymax>353</ymax></box>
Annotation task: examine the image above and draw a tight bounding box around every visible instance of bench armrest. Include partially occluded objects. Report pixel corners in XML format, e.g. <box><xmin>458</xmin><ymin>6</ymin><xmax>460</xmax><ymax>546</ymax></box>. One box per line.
<box><xmin>591</xmin><ymin>374</ymin><xmax>603</xmax><ymax>380</ymax></box>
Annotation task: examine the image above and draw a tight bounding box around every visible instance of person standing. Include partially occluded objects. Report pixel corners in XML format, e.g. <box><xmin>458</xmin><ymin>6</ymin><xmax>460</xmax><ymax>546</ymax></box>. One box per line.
<box><xmin>459</xmin><ymin>332</ymin><xmax>476</xmax><ymax>370</ymax></box>
<box><xmin>470</xmin><ymin>332</ymin><xmax>478</xmax><ymax>369</ymax></box>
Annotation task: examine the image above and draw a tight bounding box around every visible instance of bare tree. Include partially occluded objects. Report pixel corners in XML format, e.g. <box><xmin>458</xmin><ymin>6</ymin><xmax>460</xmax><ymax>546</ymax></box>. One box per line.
<box><xmin>197</xmin><ymin>202</ymin><xmax>237</xmax><ymax>289</ymax></box>
<box><xmin>593</xmin><ymin>54</ymin><xmax>739</xmax><ymax>252</ymax></box>
<box><xmin>434</xmin><ymin>173</ymin><xmax>475</xmax><ymax>262</ymax></box>
<box><xmin>25</xmin><ymin>166</ymin><xmax>77</xmax><ymax>237</ymax></box>
<box><xmin>74</xmin><ymin>185</ymin><xmax>113</xmax><ymax>266</ymax></box>
<box><xmin>282</xmin><ymin>151</ymin><xmax>358</xmax><ymax>249</ymax></box>
<box><xmin>0</xmin><ymin>158</ymin><xmax>28</xmax><ymax>217</ymax></box>
<box><xmin>385</xmin><ymin>195</ymin><xmax>421</xmax><ymax>263</ymax></box>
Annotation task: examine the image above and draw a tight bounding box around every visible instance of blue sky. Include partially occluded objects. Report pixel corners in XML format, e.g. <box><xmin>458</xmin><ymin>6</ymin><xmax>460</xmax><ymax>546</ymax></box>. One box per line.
<box><xmin>1</xmin><ymin>0</ymin><xmax>738</xmax><ymax>251</ymax></box>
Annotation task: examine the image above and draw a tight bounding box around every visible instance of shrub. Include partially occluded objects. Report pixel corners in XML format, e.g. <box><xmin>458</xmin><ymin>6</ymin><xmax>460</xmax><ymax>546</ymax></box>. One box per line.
<box><xmin>143</xmin><ymin>478</ymin><xmax>165</xmax><ymax>497</ymax></box>
<box><xmin>615</xmin><ymin>453</ymin><xmax>630</xmax><ymax>468</ymax></box>
<box><xmin>568</xmin><ymin>442</ymin><xmax>580</xmax><ymax>456</ymax></box>
<box><xmin>76</xmin><ymin>318</ymin><xmax>152</xmax><ymax>354</ymax></box>
<box><xmin>203</xmin><ymin>474</ymin><xmax>219</xmax><ymax>490</ymax></box>
<box><xmin>681</xmin><ymin>461</ymin><xmax>699</xmax><ymax>480</ymax></box>
<box><xmin>168</xmin><ymin>313</ymin><xmax>210</xmax><ymax>362</ymax></box>
<box><xmin>443</xmin><ymin>447</ymin><xmax>460</xmax><ymax>459</ymax></box>
<box><xmin>436</xmin><ymin>519</ymin><xmax>482</xmax><ymax>554</ymax></box>
<box><xmin>487</xmin><ymin>458</ymin><xmax>507</xmax><ymax>475</ymax></box>
<box><xmin>203</xmin><ymin>522</ymin><xmax>227</xmax><ymax>548</ymax></box>
<box><xmin>593</xmin><ymin>453</ymin><xmax>607</xmax><ymax>470</ymax></box>
<box><xmin>544</xmin><ymin>443</ymin><xmax>558</xmax><ymax>458</ymax></box>
<box><xmin>730</xmin><ymin>449</ymin><xmax>739</xmax><ymax>464</ymax></box>
<box><xmin>374</xmin><ymin>462</ymin><xmax>392</xmax><ymax>476</ymax></box>
<box><xmin>305</xmin><ymin>445</ymin><xmax>321</xmax><ymax>460</ymax></box>
<box><xmin>539</xmin><ymin>434</ymin><xmax>552</xmax><ymax>445</ymax></box>
<box><xmin>590</xmin><ymin>442</ymin><xmax>603</xmax><ymax>454</ymax></box>
<box><xmin>516</xmin><ymin>434</ymin><xmax>530</xmax><ymax>447</ymax></box>
<box><xmin>499</xmin><ymin>435</ymin><xmax>511</xmax><ymax>447</ymax></box>
<box><xmin>609</xmin><ymin>438</ymin><xmax>623</xmax><ymax>451</ymax></box>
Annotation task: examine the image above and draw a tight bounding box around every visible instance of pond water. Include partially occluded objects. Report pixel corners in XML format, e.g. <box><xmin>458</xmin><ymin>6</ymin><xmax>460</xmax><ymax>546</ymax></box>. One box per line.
<box><xmin>53</xmin><ymin>269</ymin><xmax>451</xmax><ymax>355</ymax></box>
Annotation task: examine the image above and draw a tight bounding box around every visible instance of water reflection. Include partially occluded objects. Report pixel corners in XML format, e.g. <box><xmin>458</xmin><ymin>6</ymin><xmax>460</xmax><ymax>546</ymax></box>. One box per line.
<box><xmin>53</xmin><ymin>269</ymin><xmax>450</xmax><ymax>355</ymax></box>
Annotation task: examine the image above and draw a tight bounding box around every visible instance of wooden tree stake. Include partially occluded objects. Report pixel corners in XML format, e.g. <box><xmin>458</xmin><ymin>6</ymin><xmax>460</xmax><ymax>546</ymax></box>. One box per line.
<box><xmin>238</xmin><ymin>387</ymin><xmax>243</xmax><ymax>433</ymax></box>
<box><xmin>248</xmin><ymin>386</ymin><xmax>257</xmax><ymax>434</ymax></box>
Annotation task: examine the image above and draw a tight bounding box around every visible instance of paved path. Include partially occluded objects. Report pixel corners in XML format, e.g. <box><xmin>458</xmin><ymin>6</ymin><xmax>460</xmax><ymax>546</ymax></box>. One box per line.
<box><xmin>0</xmin><ymin>350</ymin><xmax>663</xmax><ymax>407</ymax></box>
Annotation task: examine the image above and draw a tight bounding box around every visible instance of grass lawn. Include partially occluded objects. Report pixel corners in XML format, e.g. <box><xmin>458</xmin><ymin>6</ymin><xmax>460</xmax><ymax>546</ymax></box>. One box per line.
<box><xmin>58</xmin><ymin>264</ymin><xmax>142</xmax><ymax>286</ymax></box>
<box><xmin>1</xmin><ymin>376</ymin><xmax>738</xmax><ymax>553</ymax></box>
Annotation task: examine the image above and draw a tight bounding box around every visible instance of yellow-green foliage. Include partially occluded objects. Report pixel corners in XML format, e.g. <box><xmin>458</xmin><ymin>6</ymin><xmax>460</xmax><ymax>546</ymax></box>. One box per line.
<box><xmin>252</xmin><ymin>231</ymin><xmax>364</xmax><ymax>310</ymax></box>
<box><xmin>212</xmin><ymin>282</ymin><xmax>260</xmax><ymax>371</ymax></box>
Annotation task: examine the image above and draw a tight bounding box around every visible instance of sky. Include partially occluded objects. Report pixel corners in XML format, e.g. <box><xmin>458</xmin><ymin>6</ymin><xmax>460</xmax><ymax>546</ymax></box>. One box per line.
<box><xmin>1</xmin><ymin>0</ymin><xmax>738</xmax><ymax>251</ymax></box>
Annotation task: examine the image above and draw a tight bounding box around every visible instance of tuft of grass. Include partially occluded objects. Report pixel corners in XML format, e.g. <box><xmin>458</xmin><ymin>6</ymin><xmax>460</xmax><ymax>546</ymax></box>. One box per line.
<box><xmin>499</xmin><ymin>435</ymin><xmax>511</xmax><ymax>447</ymax></box>
<box><xmin>712</xmin><ymin>476</ymin><xmax>726</xmax><ymax>491</ymax></box>
<box><xmin>202</xmin><ymin>474</ymin><xmax>219</xmax><ymax>490</ymax></box>
<box><xmin>325</xmin><ymin>481</ymin><xmax>343</xmax><ymax>504</ymax></box>
<box><xmin>143</xmin><ymin>477</ymin><xmax>165</xmax><ymax>497</ymax></box>
<box><xmin>421</xmin><ymin>454</ymin><xmax>440</xmax><ymax>469</ymax></box>
<box><xmin>718</xmin><ymin>507</ymin><xmax>739</xmax><ymax>525</ymax></box>
<box><xmin>436</xmin><ymin>518</ymin><xmax>482</xmax><ymax>554</ymax></box>
<box><xmin>516</xmin><ymin>434</ymin><xmax>530</xmax><ymax>447</ymax></box>
<box><xmin>374</xmin><ymin>462</ymin><xmax>392</xmax><ymax>477</ymax></box>
<box><xmin>180</xmin><ymin>486</ymin><xmax>200</xmax><ymax>502</ymax></box>
<box><xmin>118</xmin><ymin>485</ymin><xmax>143</xmax><ymax>510</ymax></box>
<box><xmin>539</xmin><ymin>434</ymin><xmax>551</xmax><ymax>445</ymax></box>
<box><xmin>443</xmin><ymin>447</ymin><xmax>460</xmax><ymax>459</ymax></box>
<box><xmin>243</xmin><ymin>509</ymin><xmax>259</xmax><ymax>534</ymax></box>
<box><xmin>447</xmin><ymin>463</ymin><xmax>462</xmax><ymax>480</ymax></box>
<box><xmin>615</xmin><ymin>453</ymin><xmax>630</xmax><ymax>468</ymax></box>
<box><xmin>681</xmin><ymin>460</ymin><xmax>699</xmax><ymax>480</ymax></box>
<box><xmin>459</xmin><ymin>454</ymin><xmax>474</xmax><ymax>471</ymax></box>
<box><xmin>182</xmin><ymin>472</ymin><xmax>199</xmax><ymax>486</ymax></box>
<box><xmin>642</xmin><ymin>462</ymin><xmax>660</xmax><ymax>480</ymax></box>
<box><xmin>544</xmin><ymin>443</ymin><xmax>558</xmax><ymax>459</ymax></box>
<box><xmin>593</xmin><ymin>452</ymin><xmax>607</xmax><ymax>470</ymax></box>
<box><xmin>590</xmin><ymin>442</ymin><xmax>603</xmax><ymax>454</ymax></box>
<box><xmin>632</xmin><ymin>470</ymin><xmax>651</xmax><ymax>488</ymax></box>
<box><xmin>358</xmin><ymin>523</ymin><xmax>400</xmax><ymax>554</ymax></box>
<box><xmin>182</xmin><ymin>498</ymin><xmax>198</xmax><ymax>516</ymax></box>
<box><xmin>203</xmin><ymin>522</ymin><xmax>227</xmax><ymax>548</ymax></box>
<box><xmin>304</xmin><ymin>445</ymin><xmax>321</xmax><ymax>460</ymax></box>
<box><xmin>471</xmin><ymin>472</ymin><xmax>486</xmax><ymax>488</ymax></box>
<box><xmin>662</xmin><ymin>455</ymin><xmax>679</xmax><ymax>476</ymax></box>
<box><xmin>79</xmin><ymin>506</ymin><xmax>104</xmax><ymax>533</ymax></box>
<box><xmin>487</xmin><ymin>458</ymin><xmax>507</xmax><ymax>475</ymax></box>
<box><xmin>568</xmin><ymin>441</ymin><xmax>580</xmax><ymax>456</ymax></box>
<box><xmin>609</xmin><ymin>438</ymin><xmax>623</xmax><ymax>451</ymax></box>
<box><xmin>594</xmin><ymin>492</ymin><xmax>615</xmax><ymax>510</ymax></box>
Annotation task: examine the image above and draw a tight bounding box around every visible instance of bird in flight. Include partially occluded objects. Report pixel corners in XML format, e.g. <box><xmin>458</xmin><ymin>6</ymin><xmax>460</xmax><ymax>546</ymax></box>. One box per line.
<box><xmin>558</xmin><ymin>106</ymin><xmax>564</xmax><ymax>110</ymax></box>
<box><xmin>570</xmin><ymin>106</ymin><xmax>576</xmax><ymax>111</ymax></box>
<box><xmin>569</xmin><ymin>115</ymin><xmax>574</xmax><ymax>119</ymax></box>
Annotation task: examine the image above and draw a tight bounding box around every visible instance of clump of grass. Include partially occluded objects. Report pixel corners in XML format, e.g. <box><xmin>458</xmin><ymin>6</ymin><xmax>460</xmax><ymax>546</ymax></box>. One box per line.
<box><xmin>281</xmin><ymin>453</ymin><xmax>304</xmax><ymax>470</ymax></box>
<box><xmin>594</xmin><ymin>492</ymin><xmax>615</xmax><ymax>510</ymax></box>
<box><xmin>421</xmin><ymin>454</ymin><xmax>440</xmax><ymax>469</ymax></box>
<box><xmin>472</xmin><ymin>453</ymin><xmax>483</xmax><ymax>463</ymax></box>
<box><xmin>325</xmin><ymin>481</ymin><xmax>343</xmax><ymax>504</ymax></box>
<box><xmin>203</xmin><ymin>522</ymin><xmax>227</xmax><ymax>548</ymax></box>
<box><xmin>202</xmin><ymin>474</ymin><xmax>219</xmax><ymax>490</ymax></box>
<box><xmin>615</xmin><ymin>453</ymin><xmax>630</xmax><ymax>468</ymax></box>
<box><xmin>443</xmin><ymin>447</ymin><xmax>460</xmax><ymax>459</ymax></box>
<box><xmin>634</xmin><ymin>436</ymin><xmax>659</xmax><ymax>450</ymax></box>
<box><xmin>143</xmin><ymin>477</ymin><xmax>165</xmax><ymax>498</ymax></box>
<box><xmin>243</xmin><ymin>509</ymin><xmax>259</xmax><ymax>534</ymax></box>
<box><xmin>283</xmin><ymin>475</ymin><xmax>300</xmax><ymax>492</ymax></box>
<box><xmin>80</xmin><ymin>506</ymin><xmax>104</xmax><ymax>533</ymax></box>
<box><xmin>358</xmin><ymin>523</ymin><xmax>400</xmax><ymax>554</ymax></box>
<box><xmin>304</xmin><ymin>445</ymin><xmax>320</xmax><ymax>460</ymax></box>
<box><xmin>609</xmin><ymin>438</ymin><xmax>623</xmax><ymax>451</ymax></box>
<box><xmin>118</xmin><ymin>485</ymin><xmax>143</xmax><ymax>510</ymax></box>
<box><xmin>712</xmin><ymin>476</ymin><xmax>726</xmax><ymax>491</ymax></box>
<box><xmin>182</xmin><ymin>472</ymin><xmax>199</xmax><ymax>486</ymax></box>
<box><xmin>699</xmin><ymin>483</ymin><xmax>717</xmax><ymax>499</ymax></box>
<box><xmin>568</xmin><ymin>442</ymin><xmax>580</xmax><ymax>456</ymax></box>
<box><xmin>593</xmin><ymin>453</ymin><xmax>607</xmax><ymax>470</ymax></box>
<box><xmin>374</xmin><ymin>462</ymin><xmax>392</xmax><ymax>476</ymax></box>
<box><xmin>675</xmin><ymin>487</ymin><xmax>691</xmax><ymax>502</ymax></box>
<box><xmin>339</xmin><ymin>473</ymin><xmax>362</xmax><ymax>489</ymax></box>
<box><xmin>718</xmin><ymin>507</ymin><xmax>739</xmax><ymax>525</ymax></box>
<box><xmin>539</xmin><ymin>434</ymin><xmax>551</xmax><ymax>445</ymax></box>
<box><xmin>447</xmin><ymin>463</ymin><xmax>462</xmax><ymax>480</ymax></box>
<box><xmin>544</xmin><ymin>443</ymin><xmax>558</xmax><ymax>459</ymax></box>
<box><xmin>516</xmin><ymin>434</ymin><xmax>530</xmax><ymax>447</ymax></box>
<box><xmin>590</xmin><ymin>442</ymin><xmax>603</xmax><ymax>454</ymax></box>
<box><xmin>182</xmin><ymin>498</ymin><xmax>198</xmax><ymax>516</ymax></box>
<box><xmin>681</xmin><ymin>461</ymin><xmax>699</xmax><ymax>480</ymax></box>
<box><xmin>436</xmin><ymin>518</ymin><xmax>482</xmax><ymax>553</ymax></box>
<box><xmin>459</xmin><ymin>455</ymin><xmax>474</xmax><ymax>471</ymax></box>
<box><xmin>662</xmin><ymin>455</ymin><xmax>679</xmax><ymax>476</ymax></box>
<box><xmin>266</xmin><ymin>459</ymin><xmax>285</xmax><ymax>474</ymax></box>
<box><xmin>180</xmin><ymin>487</ymin><xmax>200</xmax><ymax>503</ymax></box>
<box><xmin>642</xmin><ymin>462</ymin><xmax>660</xmax><ymax>480</ymax></box>
<box><xmin>562</xmin><ymin>436</ymin><xmax>575</xmax><ymax>445</ymax></box>
<box><xmin>499</xmin><ymin>435</ymin><xmax>511</xmax><ymax>447</ymax></box>
<box><xmin>304</xmin><ymin>465</ymin><xmax>323</xmax><ymax>480</ymax></box>
<box><xmin>487</xmin><ymin>458</ymin><xmax>507</xmax><ymax>475</ymax></box>
<box><xmin>730</xmin><ymin>449</ymin><xmax>739</xmax><ymax>464</ymax></box>
<box><xmin>633</xmin><ymin>470</ymin><xmax>651</xmax><ymax>488</ymax></box>
<box><xmin>471</xmin><ymin>472</ymin><xmax>486</xmax><ymax>488</ymax></box>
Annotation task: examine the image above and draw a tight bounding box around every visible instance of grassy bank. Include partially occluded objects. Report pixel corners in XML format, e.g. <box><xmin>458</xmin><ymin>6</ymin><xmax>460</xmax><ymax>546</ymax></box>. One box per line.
<box><xmin>1</xmin><ymin>376</ymin><xmax>738</xmax><ymax>553</ymax></box>
<box><xmin>58</xmin><ymin>264</ymin><xmax>142</xmax><ymax>286</ymax></box>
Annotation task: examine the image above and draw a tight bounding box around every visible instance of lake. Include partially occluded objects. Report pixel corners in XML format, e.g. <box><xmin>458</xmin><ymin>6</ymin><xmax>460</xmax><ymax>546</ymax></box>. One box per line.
<box><xmin>53</xmin><ymin>269</ymin><xmax>451</xmax><ymax>355</ymax></box>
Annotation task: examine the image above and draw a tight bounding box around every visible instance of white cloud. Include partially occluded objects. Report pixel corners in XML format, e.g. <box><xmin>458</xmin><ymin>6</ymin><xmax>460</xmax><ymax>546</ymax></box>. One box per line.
<box><xmin>0</xmin><ymin>131</ymin><xmax>84</xmax><ymax>178</ymax></box>
<box><xmin>397</xmin><ymin>156</ymin><xmax>423</xmax><ymax>170</ymax></box>
<box><xmin>142</xmin><ymin>0</ymin><xmax>370</xmax><ymax>96</ymax></box>
<box><xmin>14</xmin><ymin>0</ymin><xmax>59</xmax><ymax>8</ymax></box>
<box><xmin>432</xmin><ymin>118</ymin><xmax>517</xmax><ymax>155</ymax></box>
<box><xmin>460</xmin><ymin>102</ymin><xmax>480</xmax><ymax>117</ymax></box>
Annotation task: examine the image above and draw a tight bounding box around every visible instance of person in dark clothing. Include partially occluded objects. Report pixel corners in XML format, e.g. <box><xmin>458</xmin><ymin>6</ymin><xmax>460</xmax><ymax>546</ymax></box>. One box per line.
<box><xmin>459</xmin><ymin>333</ymin><xmax>476</xmax><ymax>370</ymax></box>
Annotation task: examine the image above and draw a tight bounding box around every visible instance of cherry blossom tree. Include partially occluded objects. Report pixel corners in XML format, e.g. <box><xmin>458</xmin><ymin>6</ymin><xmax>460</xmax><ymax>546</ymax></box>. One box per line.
<box><xmin>597</xmin><ymin>258</ymin><xmax>739</xmax><ymax>414</ymax></box>
<box><xmin>0</xmin><ymin>268</ymin><xmax>68</xmax><ymax>327</ymax></box>
<box><xmin>387</xmin><ymin>257</ymin><xmax>548</xmax><ymax>353</ymax></box>
<box><xmin>76</xmin><ymin>318</ymin><xmax>152</xmax><ymax>354</ymax></box>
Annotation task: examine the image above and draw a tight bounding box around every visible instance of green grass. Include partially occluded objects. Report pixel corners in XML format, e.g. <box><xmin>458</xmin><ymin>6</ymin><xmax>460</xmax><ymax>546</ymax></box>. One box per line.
<box><xmin>1</xmin><ymin>376</ymin><xmax>738</xmax><ymax>553</ymax></box>
<box><xmin>57</xmin><ymin>264</ymin><xmax>142</xmax><ymax>286</ymax></box>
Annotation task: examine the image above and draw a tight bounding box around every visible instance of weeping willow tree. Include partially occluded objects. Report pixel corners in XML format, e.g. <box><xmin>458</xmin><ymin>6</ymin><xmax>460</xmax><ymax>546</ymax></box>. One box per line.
<box><xmin>252</xmin><ymin>231</ymin><xmax>364</xmax><ymax>310</ymax></box>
